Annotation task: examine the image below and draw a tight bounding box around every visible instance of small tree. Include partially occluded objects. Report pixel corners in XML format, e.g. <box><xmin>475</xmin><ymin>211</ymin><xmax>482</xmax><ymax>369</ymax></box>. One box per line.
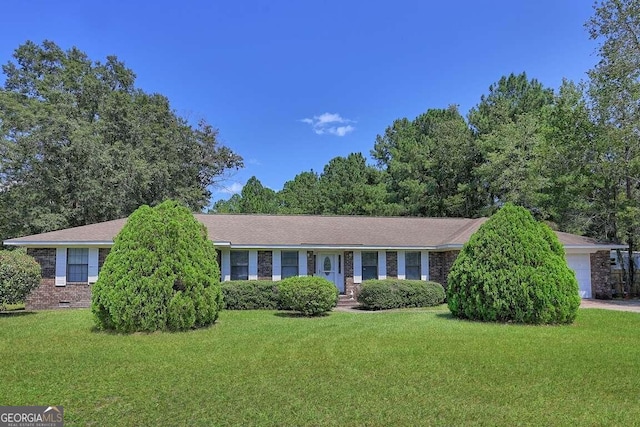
<box><xmin>0</xmin><ymin>249</ymin><xmax>41</xmax><ymax>310</ymax></box>
<box><xmin>278</xmin><ymin>276</ymin><xmax>338</xmax><ymax>316</ymax></box>
<box><xmin>91</xmin><ymin>200</ymin><xmax>222</xmax><ymax>332</ymax></box>
<box><xmin>447</xmin><ymin>203</ymin><xmax>580</xmax><ymax>324</ymax></box>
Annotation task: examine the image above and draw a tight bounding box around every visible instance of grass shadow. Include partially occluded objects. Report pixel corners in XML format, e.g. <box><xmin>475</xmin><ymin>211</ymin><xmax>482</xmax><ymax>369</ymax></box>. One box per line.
<box><xmin>435</xmin><ymin>311</ymin><xmax>455</xmax><ymax>320</ymax></box>
<box><xmin>273</xmin><ymin>311</ymin><xmax>331</xmax><ymax>318</ymax></box>
<box><xmin>0</xmin><ymin>310</ymin><xmax>37</xmax><ymax>317</ymax></box>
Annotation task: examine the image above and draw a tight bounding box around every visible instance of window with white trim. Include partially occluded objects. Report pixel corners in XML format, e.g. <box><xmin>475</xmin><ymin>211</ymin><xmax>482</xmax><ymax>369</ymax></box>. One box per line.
<box><xmin>230</xmin><ymin>251</ymin><xmax>249</xmax><ymax>280</ymax></box>
<box><xmin>405</xmin><ymin>251</ymin><xmax>421</xmax><ymax>280</ymax></box>
<box><xmin>362</xmin><ymin>251</ymin><xmax>378</xmax><ymax>281</ymax></box>
<box><xmin>281</xmin><ymin>251</ymin><xmax>298</xmax><ymax>279</ymax></box>
<box><xmin>67</xmin><ymin>248</ymin><xmax>89</xmax><ymax>282</ymax></box>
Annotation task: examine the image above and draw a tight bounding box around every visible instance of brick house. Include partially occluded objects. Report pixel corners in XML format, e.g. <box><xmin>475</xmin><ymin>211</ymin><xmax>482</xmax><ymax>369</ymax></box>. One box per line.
<box><xmin>3</xmin><ymin>214</ymin><xmax>620</xmax><ymax>310</ymax></box>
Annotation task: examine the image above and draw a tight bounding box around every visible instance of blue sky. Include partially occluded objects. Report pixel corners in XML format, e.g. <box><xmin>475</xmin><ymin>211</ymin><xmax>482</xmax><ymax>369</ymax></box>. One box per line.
<box><xmin>1</xmin><ymin>1</ymin><xmax>599</xmax><ymax>206</ymax></box>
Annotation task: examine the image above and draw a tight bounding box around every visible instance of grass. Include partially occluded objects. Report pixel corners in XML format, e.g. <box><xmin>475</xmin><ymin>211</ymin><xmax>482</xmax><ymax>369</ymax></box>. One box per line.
<box><xmin>1</xmin><ymin>307</ymin><xmax>639</xmax><ymax>426</ymax></box>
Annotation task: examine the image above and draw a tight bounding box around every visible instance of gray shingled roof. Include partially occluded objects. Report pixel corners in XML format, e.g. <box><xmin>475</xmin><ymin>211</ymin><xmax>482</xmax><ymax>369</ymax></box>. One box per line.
<box><xmin>3</xmin><ymin>213</ymin><xmax>610</xmax><ymax>249</ymax></box>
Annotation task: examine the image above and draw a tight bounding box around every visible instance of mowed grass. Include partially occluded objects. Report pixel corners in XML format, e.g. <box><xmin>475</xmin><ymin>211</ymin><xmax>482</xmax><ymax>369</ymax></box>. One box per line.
<box><xmin>1</xmin><ymin>307</ymin><xmax>639</xmax><ymax>426</ymax></box>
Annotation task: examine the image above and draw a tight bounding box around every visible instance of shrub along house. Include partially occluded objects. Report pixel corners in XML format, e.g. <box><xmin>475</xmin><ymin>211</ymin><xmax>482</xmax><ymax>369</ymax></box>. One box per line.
<box><xmin>3</xmin><ymin>214</ymin><xmax>620</xmax><ymax>310</ymax></box>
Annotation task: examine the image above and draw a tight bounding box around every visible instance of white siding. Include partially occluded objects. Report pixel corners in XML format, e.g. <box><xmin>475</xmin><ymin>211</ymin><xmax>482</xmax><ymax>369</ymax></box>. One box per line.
<box><xmin>55</xmin><ymin>248</ymin><xmax>67</xmax><ymax>286</ymax></box>
<box><xmin>378</xmin><ymin>251</ymin><xmax>387</xmax><ymax>280</ymax></box>
<box><xmin>397</xmin><ymin>250</ymin><xmax>406</xmax><ymax>280</ymax></box>
<box><xmin>298</xmin><ymin>251</ymin><xmax>308</xmax><ymax>276</ymax></box>
<box><xmin>272</xmin><ymin>249</ymin><xmax>282</xmax><ymax>281</ymax></box>
<box><xmin>421</xmin><ymin>251</ymin><xmax>429</xmax><ymax>281</ymax></box>
<box><xmin>248</xmin><ymin>250</ymin><xmax>258</xmax><ymax>280</ymax></box>
<box><xmin>88</xmin><ymin>248</ymin><xmax>99</xmax><ymax>283</ymax></box>
<box><xmin>353</xmin><ymin>251</ymin><xmax>362</xmax><ymax>283</ymax></box>
<box><xmin>221</xmin><ymin>250</ymin><xmax>231</xmax><ymax>282</ymax></box>
<box><xmin>566</xmin><ymin>254</ymin><xmax>592</xmax><ymax>298</ymax></box>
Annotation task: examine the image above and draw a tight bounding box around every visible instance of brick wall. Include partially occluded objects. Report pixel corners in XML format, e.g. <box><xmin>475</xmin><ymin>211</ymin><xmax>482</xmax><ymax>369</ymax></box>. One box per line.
<box><xmin>98</xmin><ymin>248</ymin><xmax>110</xmax><ymax>269</ymax></box>
<box><xmin>429</xmin><ymin>251</ymin><xmax>460</xmax><ymax>288</ymax></box>
<box><xmin>344</xmin><ymin>251</ymin><xmax>357</xmax><ymax>298</ymax></box>
<box><xmin>386</xmin><ymin>251</ymin><xmax>397</xmax><ymax>278</ymax></box>
<box><xmin>591</xmin><ymin>250</ymin><xmax>611</xmax><ymax>299</ymax></box>
<box><xmin>258</xmin><ymin>251</ymin><xmax>272</xmax><ymax>280</ymax></box>
<box><xmin>307</xmin><ymin>251</ymin><xmax>314</xmax><ymax>276</ymax></box>
<box><xmin>27</xmin><ymin>248</ymin><xmax>55</xmax><ymax>279</ymax></box>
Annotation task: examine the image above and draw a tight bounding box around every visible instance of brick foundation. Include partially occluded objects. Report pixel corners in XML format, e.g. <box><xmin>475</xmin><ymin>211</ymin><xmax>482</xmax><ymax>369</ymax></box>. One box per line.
<box><xmin>591</xmin><ymin>250</ymin><xmax>611</xmax><ymax>299</ymax></box>
<box><xmin>25</xmin><ymin>279</ymin><xmax>92</xmax><ymax>309</ymax></box>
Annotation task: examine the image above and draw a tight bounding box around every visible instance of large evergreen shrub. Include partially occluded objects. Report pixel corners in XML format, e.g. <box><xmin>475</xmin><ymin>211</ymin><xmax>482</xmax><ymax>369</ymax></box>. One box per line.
<box><xmin>278</xmin><ymin>276</ymin><xmax>338</xmax><ymax>316</ymax></box>
<box><xmin>221</xmin><ymin>280</ymin><xmax>281</xmax><ymax>310</ymax></box>
<box><xmin>91</xmin><ymin>200</ymin><xmax>222</xmax><ymax>332</ymax></box>
<box><xmin>447</xmin><ymin>203</ymin><xmax>580</xmax><ymax>324</ymax></box>
<box><xmin>358</xmin><ymin>279</ymin><xmax>445</xmax><ymax>310</ymax></box>
<box><xmin>0</xmin><ymin>249</ymin><xmax>41</xmax><ymax>310</ymax></box>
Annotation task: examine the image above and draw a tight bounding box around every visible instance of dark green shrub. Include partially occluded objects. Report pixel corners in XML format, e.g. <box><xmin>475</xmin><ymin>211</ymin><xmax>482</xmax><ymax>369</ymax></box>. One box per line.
<box><xmin>0</xmin><ymin>249</ymin><xmax>41</xmax><ymax>310</ymax></box>
<box><xmin>221</xmin><ymin>280</ymin><xmax>280</xmax><ymax>310</ymax></box>
<box><xmin>357</xmin><ymin>279</ymin><xmax>445</xmax><ymax>310</ymax></box>
<box><xmin>91</xmin><ymin>200</ymin><xmax>222</xmax><ymax>332</ymax></box>
<box><xmin>447</xmin><ymin>203</ymin><xmax>580</xmax><ymax>324</ymax></box>
<box><xmin>278</xmin><ymin>276</ymin><xmax>338</xmax><ymax>316</ymax></box>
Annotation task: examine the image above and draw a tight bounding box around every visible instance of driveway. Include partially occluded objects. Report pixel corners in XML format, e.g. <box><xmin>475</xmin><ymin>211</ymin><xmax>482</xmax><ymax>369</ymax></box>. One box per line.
<box><xmin>580</xmin><ymin>299</ymin><xmax>640</xmax><ymax>313</ymax></box>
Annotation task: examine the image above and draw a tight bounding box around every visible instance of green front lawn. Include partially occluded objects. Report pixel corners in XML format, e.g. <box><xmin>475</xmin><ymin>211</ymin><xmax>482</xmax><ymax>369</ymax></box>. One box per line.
<box><xmin>1</xmin><ymin>307</ymin><xmax>639</xmax><ymax>426</ymax></box>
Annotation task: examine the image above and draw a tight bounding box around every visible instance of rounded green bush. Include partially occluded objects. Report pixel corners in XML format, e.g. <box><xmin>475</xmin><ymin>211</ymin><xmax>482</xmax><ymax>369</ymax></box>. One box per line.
<box><xmin>91</xmin><ymin>200</ymin><xmax>222</xmax><ymax>332</ymax></box>
<box><xmin>221</xmin><ymin>280</ymin><xmax>281</xmax><ymax>310</ymax></box>
<box><xmin>447</xmin><ymin>203</ymin><xmax>580</xmax><ymax>324</ymax></box>
<box><xmin>0</xmin><ymin>249</ymin><xmax>41</xmax><ymax>310</ymax></box>
<box><xmin>278</xmin><ymin>276</ymin><xmax>338</xmax><ymax>316</ymax></box>
<box><xmin>357</xmin><ymin>279</ymin><xmax>445</xmax><ymax>310</ymax></box>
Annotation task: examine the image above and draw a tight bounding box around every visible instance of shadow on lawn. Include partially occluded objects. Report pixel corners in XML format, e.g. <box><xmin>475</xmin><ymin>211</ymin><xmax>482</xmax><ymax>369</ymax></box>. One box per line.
<box><xmin>273</xmin><ymin>311</ymin><xmax>331</xmax><ymax>318</ymax></box>
<box><xmin>0</xmin><ymin>310</ymin><xmax>36</xmax><ymax>318</ymax></box>
<box><xmin>435</xmin><ymin>312</ymin><xmax>455</xmax><ymax>320</ymax></box>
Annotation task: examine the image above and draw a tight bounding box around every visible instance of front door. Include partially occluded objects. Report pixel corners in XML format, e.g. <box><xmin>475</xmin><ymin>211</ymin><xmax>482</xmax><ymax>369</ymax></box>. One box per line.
<box><xmin>317</xmin><ymin>253</ymin><xmax>344</xmax><ymax>293</ymax></box>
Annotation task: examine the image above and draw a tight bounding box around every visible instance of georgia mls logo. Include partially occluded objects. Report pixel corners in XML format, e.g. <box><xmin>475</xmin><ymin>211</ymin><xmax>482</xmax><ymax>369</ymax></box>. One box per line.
<box><xmin>0</xmin><ymin>405</ymin><xmax>64</xmax><ymax>427</ymax></box>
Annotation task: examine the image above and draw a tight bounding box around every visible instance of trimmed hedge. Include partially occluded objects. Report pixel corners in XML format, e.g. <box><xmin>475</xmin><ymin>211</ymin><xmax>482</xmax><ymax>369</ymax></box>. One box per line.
<box><xmin>91</xmin><ymin>200</ymin><xmax>222</xmax><ymax>332</ymax></box>
<box><xmin>221</xmin><ymin>280</ymin><xmax>280</xmax><ymax>310</ymax></box>
<box><xmin>278</xmin><ymin>276</ymin><xmax>338</xmax><ymax>316</ymax></box>
<box><xmin>447</xmin><ymin>203</ymin><xmax>580</xmax><ymax>324</ymax></box>
<box><xmin>357</xmin><ymin>279</ymin><xmax>445</xmax><ymax>310</ymax></box>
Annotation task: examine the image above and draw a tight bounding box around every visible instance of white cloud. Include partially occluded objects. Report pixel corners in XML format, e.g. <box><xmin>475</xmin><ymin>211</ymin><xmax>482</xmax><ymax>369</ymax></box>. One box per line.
<box><xmin>219</xmin><ymin>182</ymin><xmax>243</xmax><ymax>194</ymax></box>
<box><xmin>300</xmin><ymin>112</ymin><xmax>356</xmax><ymax>136</ymax></box>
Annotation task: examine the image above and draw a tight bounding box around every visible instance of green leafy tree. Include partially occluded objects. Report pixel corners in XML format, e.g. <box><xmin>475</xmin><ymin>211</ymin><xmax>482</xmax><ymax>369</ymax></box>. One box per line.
<box><xmin>279</xmin><ymin>171</ymin><xmax>323</xmax><ymax>214</ymax></box>
<box><xmin>447</xmin><ymin>203</ymin><xmax>580</xmax><ymax>324</ymax></box>
<box><xmin>372</xmin><ymin>106</ymin><xmax>482</xmax><ymax>217</ymax></box>
<box><xmin>0</xmin><ymin>40</ymin><xmax>242</xmax><ymax>241</ymax></box>
<box><xmin>91</xmin><ymin>200</ymin><xmax>222</xmax><ymax>332</ymax></box>
<box><xmin>318</xmin><ymin>152</ymin><xmax>397</xmax><ymax>215</ymax></box>
<box><xmin>586</xmin><ymin>0</ymin><xmax>640</xmax><ymax>293</ymax></box>
<box><xmin>0</xmin><ymin>249</ymin><xmax>41</xmax><ymax>310</ymax></box>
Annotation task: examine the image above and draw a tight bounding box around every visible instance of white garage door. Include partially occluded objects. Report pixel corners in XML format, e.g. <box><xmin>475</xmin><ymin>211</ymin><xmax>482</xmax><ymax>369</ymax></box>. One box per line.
<box><xmin>566</xmin><ymin>254</ymin><xmax>592</xmax><ymax>298</ymax></box>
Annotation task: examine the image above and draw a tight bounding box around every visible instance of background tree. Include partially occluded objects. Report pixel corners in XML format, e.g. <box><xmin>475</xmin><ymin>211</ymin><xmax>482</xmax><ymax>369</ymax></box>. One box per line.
<box><xmin>586</xmin><ymin>0</ymin><xmax>640</xmax><ymax>293</ymax></box>
<box><xmin>279</xmin><ymin>171</ymin><xmax>323</xmax><ymax>214</ymax></box>
<box><xmin>372</xmin><ymin>106</ymin><xmax>481</xmax><ymax>217</ymax></box>
<box><xmin>0</xmin><ymin>40</ymin><xmax>242</xmax><ymax>241</ymax></box>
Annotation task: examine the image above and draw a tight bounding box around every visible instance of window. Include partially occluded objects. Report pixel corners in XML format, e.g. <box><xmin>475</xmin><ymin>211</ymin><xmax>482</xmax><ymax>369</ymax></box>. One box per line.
<box><xmin>405</xmin><ymin>252</ymin><xmax>421</xmax><ymax>280</ymax></box>
<box><xmin>67</xmin><ymin>248</ymin><xmax>88</xmax><ymax>282</ymax></box>
<box><xmin>230</xmin><ymin>251</ymin><xmax>249</xmax><ymax>280</ymax></box>
<box><xmin>362</xmin><ymin>251</ymin><xmax>378</xmax><ymax>281</ymax></box>
<box><xmin>281</xmin><ymin>251</ymin><xmax>298</xmax><ymax>279</ymax></box>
